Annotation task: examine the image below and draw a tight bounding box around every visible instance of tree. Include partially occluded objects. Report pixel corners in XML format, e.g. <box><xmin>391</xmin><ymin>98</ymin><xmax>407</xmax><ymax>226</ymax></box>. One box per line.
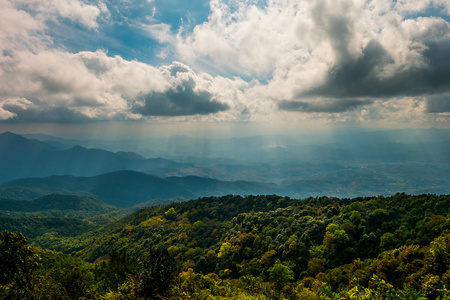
<box><xmin>380</xmin><ymin>232</ymin><xmax>396</xmax><ymax>249</ymax></box>
<box><xmin>0</xmin><ymin>231</ymin><xmax>41</xmax><ymax>297</ymax></box>
<box><xmin>267</xmin><ymin>260</ymin><xmax>294</xmax><ymax>289</ymax></box>
<box><xmin>164</xmin><ymin>207</ymin><xmax>177</xmax><ymax>220</ymax></box>
<box><xmin>138</xmin><ymin>249</ymin><xmax>177</xmax><ymax>298</ymax></box>
<box><xmin>61</xmin><ymin>268</ymin><xmax>88</xmax><ymax>300</ymax></box>
<box><xmin>261</xmin><ymin>250</ymin><xmax>277</xmax><ymax>267</ymax></box>
<box><xmin>95</xmin><ymin>249</ymin><xmax>140</xmax><ymax>293</ymax></box>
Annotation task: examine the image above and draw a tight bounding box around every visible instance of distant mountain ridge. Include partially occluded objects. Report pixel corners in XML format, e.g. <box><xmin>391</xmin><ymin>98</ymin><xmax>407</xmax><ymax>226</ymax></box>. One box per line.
<box><xmin>0</xmin><ymin>170</ymin><xmax>284</xmax><ymax>207</ymax></box>
<box><xmin>0</xmin><ymin>132</ymin><xmax>221</xmax><ymax>183</ymax></box>
<box><xmin>2</xmin><ymin>131</ymin><xmax>450</xmax><ymax>199</ymax></box>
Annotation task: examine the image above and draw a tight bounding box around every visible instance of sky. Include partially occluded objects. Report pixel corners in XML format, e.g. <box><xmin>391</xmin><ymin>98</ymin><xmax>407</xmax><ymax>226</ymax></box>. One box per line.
<box><xmin>1</xmin><ymin>0</ymin><xmax>450</xmax><ymax>139</ymax></box>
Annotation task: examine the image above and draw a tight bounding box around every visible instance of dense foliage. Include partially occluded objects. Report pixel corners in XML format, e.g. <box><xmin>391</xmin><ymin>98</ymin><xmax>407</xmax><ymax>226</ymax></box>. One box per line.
<box><xmin>0</xmin><ymin>194</ymin><xmax>122</xmax><ymax>240</ymax></box>
<box><xmin>1</xmin><ymin>193</ymin><xmax>449</xmax><ymax>299</ymax></box>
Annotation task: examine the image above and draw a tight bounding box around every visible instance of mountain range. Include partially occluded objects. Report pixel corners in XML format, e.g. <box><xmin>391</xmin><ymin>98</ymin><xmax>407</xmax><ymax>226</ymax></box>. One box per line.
<box><xmin>1</xmin><ymin>130</ymin><xmax>450</xmax><ymax>202</ymax></box>
<box><xmin>0</xmin><ymin>131</ymin><xmax>221</xmax><ymax>183</ymax></box>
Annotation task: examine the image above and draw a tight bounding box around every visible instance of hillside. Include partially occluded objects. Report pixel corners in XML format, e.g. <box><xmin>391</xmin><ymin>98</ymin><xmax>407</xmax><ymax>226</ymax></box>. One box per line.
<box><xmin>1</xmin><ymin>193</ymin><xmax>450</xmax><ymax>299</ymax></box>
<box><xmin>0</xmin><ymin>194</ymin><xmax>114</xmax><ymax>213</ymax></box>
<box><xmin>53</xmin><ymin>193</ymin><xmax>448</xmax><ymax>262</ymax></box>
<box><xmin>0</xmin><ymin>194</ymin><xmax>121</xmax><ymax>240</ymax></box>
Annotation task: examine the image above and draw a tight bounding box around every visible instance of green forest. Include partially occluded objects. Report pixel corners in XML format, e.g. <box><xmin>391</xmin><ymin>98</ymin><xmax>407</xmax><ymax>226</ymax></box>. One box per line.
<box><xmin>1</xmin><ymin>193</ymin><xmax>450</xmax><ymax>299</ymax></box>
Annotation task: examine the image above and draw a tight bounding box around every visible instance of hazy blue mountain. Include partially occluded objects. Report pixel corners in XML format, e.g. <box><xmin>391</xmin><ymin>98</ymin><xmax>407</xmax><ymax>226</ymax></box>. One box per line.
<box><xmin>0</xmin><ymin>131</ymin><xmax>56</xmax><ymax>154</ymax></box>
<box><xmin>0</xmin><ymin>132</ymin><xmax>221</xmax><ymax>183</ymax></box>
<box><xmin>4</xmin><ymin>130</ymin><xmax>450</xmax><ymax>199</ymax></box>
<box><xmin>116</xmin><ymin>151</ymin><xmax>146</xmax><ymax>160</ymax></box>
<box><xmin>0</xmin><ymin>132</ymin><xmax>132</xmax><ymax>182</ymax></box>
<box><xmin>0</xmin><ymin>170</ymin><xmax>284</xmax><ymax>207</ymax></box>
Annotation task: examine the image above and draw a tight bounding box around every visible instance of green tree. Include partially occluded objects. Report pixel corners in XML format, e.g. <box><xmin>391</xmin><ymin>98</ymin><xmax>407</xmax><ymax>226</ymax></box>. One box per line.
<box><xmin>164</xmin><ymin>207</ymin><xmax>177</xmax><ymax>220</ymax></box>
<box><xmin>267</xmin><ymin>260</ymin><xmax>294</xmax><ymax>289</ymax></box>
<box><xmin>380</xmin><ymin>232</ymin><xmax>396</xmax><ymax>249</ymax></box>
<box><xmin>61</xmin><ymin>268</ymin><xmax>88</xmax><ymax>300</ymax></box>
<box><xmin>95</xmin><ymin>249</ymin><xmax>139</xmax><ymax>293</ymax></box>
<box><xmin>138</xmin><ymin>249</ymin><xmax>177</xmax><ymax>298</ymax></box>
<box><xmin>0</xmin><ymin>231</ymin><xmax>41</xmax><ymax>297</ymax></box>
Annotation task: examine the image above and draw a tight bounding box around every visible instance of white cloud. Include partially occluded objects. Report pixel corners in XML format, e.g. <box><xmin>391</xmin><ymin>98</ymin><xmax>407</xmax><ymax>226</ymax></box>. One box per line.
<box><xmin>402</xmin><ymin>17</ymin><xmax>450</xmax><ymax>42</ymax></box>
<box><xmin>0</xmin><ymin>0</ymin><xmax>45</xmax><ymax>52</ymax></box>
<box><xmin>0</xmin><ymin>0</ymin><xmax>238</xmax><ymax>121</ymax></box>
<box><xmin>0</xmin><ymin>47</ymin><xmax>236</xmax><ymax>121</ymax></box>
<box><xmin>1</xmin><ymin>0</ymin><xmax>450</xmax><ymax>127</ymax></box>
<box><xmin>395</xmin><ymin>0</ymin><xmax>450</xmax><ymax>15</ymax></box>
<box><xmin>0</xmin><ymin>107</ymin><xmax>16</xmax><ymax>120</ymax></box>
<box><xmin>171</xmin><ymin>0</ymin><xmax>450</xmax><ymax>106</ymax></box>
<box><xmin>14</xmin><ymin>0</ymin><xmax>105</xmax><ymax>30</ymax></box>
<box><xmin>176</xmin><ymin>0</ymin><xmax>305</xmax><ymax>76</ymax></box>
<box><xmin>142</xmin><ymin>22</ymin><xmax>176</xmax><ymax>44</ymax></box>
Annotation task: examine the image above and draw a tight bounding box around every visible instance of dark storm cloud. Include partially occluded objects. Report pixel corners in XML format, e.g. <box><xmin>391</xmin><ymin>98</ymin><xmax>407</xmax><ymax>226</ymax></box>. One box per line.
<box><xmin>132</xmin><ymin>79</ymin><xmax>229</xmax><ymax>116</ymax></box>
<box><xmin>278</xmin><ymin>98</ymin><xmax>372</xmax><ymax>113</ymax></box>
<box><xmin>300</xmin><ymin>40</ymin><xmax>450</xmax><ymax>100</ymax></box>
<box><xmin>426</xmin><ymin>94</ymin><xmax>450</xmax><ymax>113</ymax></box>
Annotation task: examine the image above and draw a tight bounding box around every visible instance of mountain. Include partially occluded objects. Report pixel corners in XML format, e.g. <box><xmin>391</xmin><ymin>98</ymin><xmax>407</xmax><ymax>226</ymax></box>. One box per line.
<box><xmin>0</xmin><ymin>131</ymin><xmax>56</xmax><ymax>154</ymax></box>
<box><xmin>0</xmin><ymin>170</ymin><xmax>284</xmax><ymax>207</ymax></box>
<box><xmin>3</xmin><ymin>130</ymin><xmax>450</xmax><ymax>198</ymax></box>
<box><xmin>0</xmin><ymin>132</ymin><xmax>222</xmax><ymax>183</ymax></box>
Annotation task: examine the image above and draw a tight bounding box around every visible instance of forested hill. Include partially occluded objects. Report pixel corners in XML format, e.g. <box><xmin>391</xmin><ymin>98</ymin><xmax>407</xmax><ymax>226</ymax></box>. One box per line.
<box><xmin>16</xmin><ymin>193</ymin><xmax>448</xmax><ymax>299</ymax></box>
<box><xmin>63</xmin><ymin>193</ymin><xmax>448</xmax><ymax>260</ymax></box>
<box><xmin>0</xmin><ymin>194</ymin><xmax>113</xmax><ymax>213</ymax></box>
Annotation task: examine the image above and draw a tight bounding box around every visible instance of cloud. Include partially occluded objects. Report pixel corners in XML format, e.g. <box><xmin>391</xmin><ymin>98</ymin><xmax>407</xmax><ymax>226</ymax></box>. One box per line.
<box><xmin>132</xmin><ymin>63</ymin><xmax>230</xmax><ymax>116</ymax></box>
<box><xmin>298</xmin><ymin>39</ymin><xmax>450</xmax><ymax>99</ymax></box>
<box><xmin>2</xmin><ymin>0</ymin><xmax>450</xmax><ymax>127</ymax></box>
<box><xmin>170</xmin><ymin>0</ymin><xmax>450</xmax><ymax>116</ymax></box>
<box><xmin>133</xmin><ymin>84</ymin><xmax>229</xmax><ymax>116</ymax></box>
<box><xmin>279</xmin><ymin>99</ymin><xmax>373</xmax><ymax>113</ymax></box>
<box><xmin>142</xmin><ymin>22</ymin><xmax>176</xmax><ymax>44</ymax></box>
<box><xmin>0</xmin><ymin>0</ymin><xmax>45</xmax><ymax>52</ymax></box>
<box><xmin>395</xmin><ymin>0</ymin><xmax>450</xmax><ymax>15</ymax></box>
<box><xmin>0</xmin><ymin>46</ymin><xmax>231</xmax><ymax>121</ymax></box>
<box><xmin>426</xmin><ymin>94</ymin><xmax>450</xmax><ymax>113</ymax></box>
<box><xmin>0</xmin><ymin>98</ymin><xmax>94</xmax><ymax>123</ymax></box>
<box><xmin>354</xmin><ymin>97</ymin><xmax>438</xmax><ymax>126</ymax></box>
<box><xmin>0</xmin><ymin>1</ymin><xmax>235</xmax><ymax>123</ymax></box>
<box><xmin>175</xmin><ymin>0</ymin><xmax>304</xmax><ymax>76</ymax></box>
<box><xmin>14</xmin><ymin>0</ymin><xmax>106</xmax><ymax>30</ymax></box>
